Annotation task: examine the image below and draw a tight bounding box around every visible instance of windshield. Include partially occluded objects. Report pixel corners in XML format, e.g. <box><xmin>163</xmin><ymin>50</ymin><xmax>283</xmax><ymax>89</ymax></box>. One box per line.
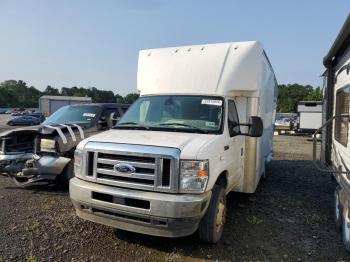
<box><xmin>115</xmin><ymin>95</ymin><xmax>224</xmax><ymax>134</ymax></box>
<box><xmin>42</xmin><ymin>105</ymin><xmax>99</xmax><ymax>126</ymax></box>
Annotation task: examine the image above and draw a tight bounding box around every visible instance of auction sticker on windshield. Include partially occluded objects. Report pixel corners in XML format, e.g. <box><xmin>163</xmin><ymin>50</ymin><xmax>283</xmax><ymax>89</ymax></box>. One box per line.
<box><xmin>83</xmin><ymin>113</ymin><xmax>96</xmax><ymax>118</ymax></box>
<box><xmin>201</xmin><ymin>99</ymin><xmax>222</xmax><ymax>106</ymax></box>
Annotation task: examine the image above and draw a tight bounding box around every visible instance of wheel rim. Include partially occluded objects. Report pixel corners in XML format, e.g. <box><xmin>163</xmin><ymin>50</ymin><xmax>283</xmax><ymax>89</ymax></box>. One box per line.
<box><xmin>335</xmin><ymin>192</ymin><xmax>341</xmax><ymax>221</ymax></box>
<box><xmin>215</xmin><ymin>195</ymin><xmax>226</xmax><ymax>233</ymax></box>
<box><xmin>344</xmin><ymin>209</ymin><xmax>350</xmax><ymax>242</ymax></box>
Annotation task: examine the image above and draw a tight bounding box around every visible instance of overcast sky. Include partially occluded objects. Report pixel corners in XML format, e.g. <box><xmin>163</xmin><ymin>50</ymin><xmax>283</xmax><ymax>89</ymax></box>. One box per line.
<box><xmin>0</xmin><ymin>1</ymin><xmax>349</xmax><ymax>95</ymax></box>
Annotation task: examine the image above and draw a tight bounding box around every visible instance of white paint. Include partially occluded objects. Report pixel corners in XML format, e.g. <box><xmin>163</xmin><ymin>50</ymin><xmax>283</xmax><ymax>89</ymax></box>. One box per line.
<box><xmin>137</xmin><ymin>41</ymin><xmax>264</xmax><ymax>96</ymax></box>
<box><xmin>77</xmin><ymin>41</ymin><xmax>277</xmax><ymax>194</ymax></box>
<box><xmin>59</xmin><ymin>124</ymin><xmax>76</xmax><ymax>142</ymax></box>
<box><xmin>73</xmin><ymin>124</ymin><xmax>85</xmax><ymax>139</ymax></box>
<box><xmin>45</xmin><ymin>125</ymin><xmax>67</xmax><ymax>144</ymax></box>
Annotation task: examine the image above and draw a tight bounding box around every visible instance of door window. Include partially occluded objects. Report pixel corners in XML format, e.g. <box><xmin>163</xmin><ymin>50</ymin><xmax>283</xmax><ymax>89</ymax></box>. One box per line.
<box><xmin>335</xmin><ymin>86</ymin><xmax>350</xmax><ymax>146</ymax></box>
<box><xmin>228</xmin><ymin>100</ymin><xmax>240</xmax><ymax>137</ymax></box>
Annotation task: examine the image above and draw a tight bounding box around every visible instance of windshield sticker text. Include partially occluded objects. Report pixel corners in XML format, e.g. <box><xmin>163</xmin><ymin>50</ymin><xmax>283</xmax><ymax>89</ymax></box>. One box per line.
<box><xmin>205</xmin><ymin>122</ymin><xmax>216</xmax><ymax>127</ymax></box>
<box><xmin>83</xmin><ymin>113</ymin><xmax>96</xmax><ymax>118</ymax></box>
<box><xmin>201</xmin><ymin>99</ymin><xmax>222</xmax><ymax>106</ymax></box>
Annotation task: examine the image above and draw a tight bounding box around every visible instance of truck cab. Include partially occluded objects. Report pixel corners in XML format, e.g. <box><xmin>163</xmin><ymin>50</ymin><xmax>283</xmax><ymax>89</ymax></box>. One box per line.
<box><xmin>70</xmin><ymin>41</ymin><xmax>277</xmax><ymax>243</ymax></box>
<box><xmin>0</xmin><ymin>103</ymin><xmax>129</xmax><ymax>185</ymax></box>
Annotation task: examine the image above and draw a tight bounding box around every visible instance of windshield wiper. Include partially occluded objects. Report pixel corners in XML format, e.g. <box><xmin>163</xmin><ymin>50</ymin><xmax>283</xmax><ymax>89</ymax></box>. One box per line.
<box><xmin>114</xmin><ymin>122</ymin><xmax>150</xmax><ymax>130</ymax></box>
<box><xmin>159</xmin><ymin>123</ymin><xmax>209</xmax><ymax>134</ymax></box>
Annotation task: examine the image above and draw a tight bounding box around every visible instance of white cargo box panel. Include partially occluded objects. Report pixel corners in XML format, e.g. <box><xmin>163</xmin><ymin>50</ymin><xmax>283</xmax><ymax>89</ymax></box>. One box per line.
<box><xmin>137</xmin><ymin>41</ymin><xmax>265</xmax><ymax>96</ymax></box>
<box><xmin>299</xmin><ymin>112</ymin><xmax>322</xmax><ymax>129</ymax></box>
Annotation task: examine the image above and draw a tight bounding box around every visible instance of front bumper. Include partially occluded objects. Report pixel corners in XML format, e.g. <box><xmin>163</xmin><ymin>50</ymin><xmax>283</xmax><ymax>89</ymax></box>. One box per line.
<box><xmin>7</xmin><ymin>155</ymin><xmax>71</xmax><ymax>185</ymax></box>
<box><xmin>70</xmin><ymin>177</ymin><xmax>212</xmax><ymax>237</ymax></box>
<box><xmin>0</xmin><ymin>153</ymin><xmax>33</xmax><ymax>174</ymax></box>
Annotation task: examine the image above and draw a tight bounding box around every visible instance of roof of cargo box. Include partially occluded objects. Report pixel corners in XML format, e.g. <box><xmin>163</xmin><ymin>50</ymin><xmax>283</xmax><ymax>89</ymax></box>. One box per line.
<box><xmin>137</xmin><ymin>41</ymin><xmax>270</xmax><ymax>96</ymax></box>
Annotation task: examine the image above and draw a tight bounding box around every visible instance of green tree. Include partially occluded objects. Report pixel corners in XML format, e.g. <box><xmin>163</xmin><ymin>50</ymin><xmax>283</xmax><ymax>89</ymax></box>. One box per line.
<box><xmin>277</xmin><ymin>84</ymin><xmax>323</xmax><ymax>113</ymax></box>
<box><xmin>124</xmin><ymin>93</ymin><xmax>140</xmax><ymax>104</ymax></box>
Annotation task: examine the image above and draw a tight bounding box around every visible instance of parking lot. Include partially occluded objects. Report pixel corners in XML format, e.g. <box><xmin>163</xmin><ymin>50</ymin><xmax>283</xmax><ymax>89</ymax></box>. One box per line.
<box><xmin>0</xmin><ymin>135</ymin><xmax>348</xmax><ymax>261</ymax></box>
<box><xmin>0</xmin><ymin>114</ymin><xmax>17</xmax><ymax>133</ymax></box>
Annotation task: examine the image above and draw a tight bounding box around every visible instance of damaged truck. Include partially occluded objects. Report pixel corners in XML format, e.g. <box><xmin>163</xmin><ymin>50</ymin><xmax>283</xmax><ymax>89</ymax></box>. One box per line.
<box><xmin>0</xmin><ymin>103</ymin><xmax>129</xmax><ymax>186</ymax></box>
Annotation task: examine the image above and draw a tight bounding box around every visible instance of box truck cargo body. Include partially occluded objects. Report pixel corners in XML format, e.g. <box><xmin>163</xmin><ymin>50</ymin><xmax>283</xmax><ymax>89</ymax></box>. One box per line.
<box><xmin>297</xmin><ymin>101</ymin><xmax>322</xmax><ymax>133</ymax></box>
<box><xmin>317</xmin><ymin>14</ymin><xmax>350</xmax><ymax>251</ymax></box>
<box><xmin>70</xmin><ymin>41</ymin><xmax>278</xmax><ymax>243</ymax></box>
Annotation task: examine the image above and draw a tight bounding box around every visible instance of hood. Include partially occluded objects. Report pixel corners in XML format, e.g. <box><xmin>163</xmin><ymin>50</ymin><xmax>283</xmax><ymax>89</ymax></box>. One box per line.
<box><xmin>0</xmin><ymin>126</ymin><xmax>41</xmax><ymax>137</ymax></box>
<box><xmin>79</xmin><ymin>129</ymin><xmax>217</xmax><ymax>159</ymax></box>
<box><xmin>0</xmin><ymin>124</ymin><xmax>84</xmax><ymax>138</ymax></box>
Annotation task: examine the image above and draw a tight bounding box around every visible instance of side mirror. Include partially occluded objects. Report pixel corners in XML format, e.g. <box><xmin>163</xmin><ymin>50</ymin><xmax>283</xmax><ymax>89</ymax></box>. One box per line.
<box><xmin>97</xmin><ymin>117</ymin><xmax>108</xmax><ymax>130</ymax></box>
<box><xmin>236</xmin><ymin>116</ymin><xmax>263</xmax><ymax>137</ymax></box>
<box><xmin>246</xmin><ymin>116</ymin><xmax>263</xmax><ymax>137</ymax></box>
<box><xmin>110</xmin><ymin>112</ymin><xmax>121</xmax><ymax>126</ymax></box>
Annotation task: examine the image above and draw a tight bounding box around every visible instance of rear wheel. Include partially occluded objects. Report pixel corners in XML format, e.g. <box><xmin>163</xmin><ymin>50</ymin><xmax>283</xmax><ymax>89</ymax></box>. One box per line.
<box><xmin>198</xmin><ymin>184</ymin><xmax>226</xmax><ymax>243</ymax></box>
<box><xmin>335</xmin><ymin>187</ymin><xmax>343</xmax><ymax>230</ymax></box>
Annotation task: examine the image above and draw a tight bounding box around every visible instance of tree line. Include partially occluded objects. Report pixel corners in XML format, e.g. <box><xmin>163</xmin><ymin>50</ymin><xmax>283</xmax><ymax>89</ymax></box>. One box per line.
<box><xmin>0</xmin><ymin>80</ymin><xmax>323</xmax><ymax>112</ymax></box>
<box><xmin>0</xmin><ymin>80</ymin><xmax>139</xmax><ymax>108</ymax></box>
<box><xmin>277</xmin><ymin>84</ymin><xmax>323</xmax><ymax>113</ymax></box>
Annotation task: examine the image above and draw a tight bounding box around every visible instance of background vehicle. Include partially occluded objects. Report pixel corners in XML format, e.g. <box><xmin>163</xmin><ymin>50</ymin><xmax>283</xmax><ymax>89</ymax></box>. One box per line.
<box><xmin>316</xmin><ymin>14</ymin><xmax>350</xmax><ymax>251</ymax></box>
<box><xmin>0</xmin><ymin>103</ymin><xmax>129</xmax><ymax>185</ymax></box>
<box><xmin>7</xmin><ymin>116</ymin><xmax>41</xmax><ymax>126</ymax></box>
<box><xmin>297</xmin><ymin>101</ymin><xmax>322</xmax><ymax>133</ymax></box>
<box><xmin>11</xmin><ymin>112</ymin><xmax>21</xmax><ymax>116</ymax></box>
<box><xmin>0</xmin><ymin>109</ymin><xmax>6</xmax><ymax>114</ymax></box>
<box><xmin>28</xmin><ymin>113</ymin><xmax>46</xmax><ymax>123</ymax></box>
<box><xmin>70</xmin><ymin>41</ymin><xmax>277</xmax><ymax>243</ymax></box>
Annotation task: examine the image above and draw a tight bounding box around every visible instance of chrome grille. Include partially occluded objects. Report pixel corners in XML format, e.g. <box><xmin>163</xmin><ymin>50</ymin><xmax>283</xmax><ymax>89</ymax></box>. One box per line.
<box><xmin>82</xmin><ymin>142</ymin><xmax>180</xmax><ymax>193</ymax></box>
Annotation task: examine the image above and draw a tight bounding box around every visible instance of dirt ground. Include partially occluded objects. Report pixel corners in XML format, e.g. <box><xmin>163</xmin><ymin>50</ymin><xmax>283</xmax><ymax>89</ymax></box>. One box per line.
<box><xmin>0</xmin><ymin>135</ymin><xmax>349</xmax><ymax>261</ymax></box>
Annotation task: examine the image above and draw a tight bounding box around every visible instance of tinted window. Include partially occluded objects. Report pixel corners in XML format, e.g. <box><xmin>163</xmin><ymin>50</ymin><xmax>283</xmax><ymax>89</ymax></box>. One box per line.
<box><xmin>228</xmin><ymin>100</ymin><xmax>240</xmax><ymax>137</ymax></box>
<box><xmin>43</xmin><ymin>105</ymin><xmax>99</xmax><ymax>127</ymax></box>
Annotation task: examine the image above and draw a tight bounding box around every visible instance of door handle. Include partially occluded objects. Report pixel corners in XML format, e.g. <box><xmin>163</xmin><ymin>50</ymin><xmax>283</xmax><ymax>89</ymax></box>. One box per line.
<box><xmin>224</xmin><ymin>145</ymin><xmax>229</xmax><ymax>151</ymax></box>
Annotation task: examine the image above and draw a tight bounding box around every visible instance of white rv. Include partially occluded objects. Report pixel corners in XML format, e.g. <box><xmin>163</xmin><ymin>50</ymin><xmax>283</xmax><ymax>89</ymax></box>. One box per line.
<box><xmin>70</xmin><ymin>41</ymin><xmax>277</xmax><ymax>243</ymax></box>
<box><xmin>317</xmin><ymin>15</ymin><xmax>350</xmax><ymax>251</ymax></box>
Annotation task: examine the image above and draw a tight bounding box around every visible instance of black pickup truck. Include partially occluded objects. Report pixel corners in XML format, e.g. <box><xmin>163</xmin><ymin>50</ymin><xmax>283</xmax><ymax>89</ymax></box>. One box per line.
<box><xmin>0</xmin><ymin>103</ymin><xmax>129</xmax><ymax>186</ymax></box>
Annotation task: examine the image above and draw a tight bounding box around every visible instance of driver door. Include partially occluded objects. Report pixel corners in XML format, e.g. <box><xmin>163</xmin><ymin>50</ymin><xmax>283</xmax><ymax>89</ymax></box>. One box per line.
<box><xmin>225</xmin><ymin>99</ymin><xmax>245</xmax><ymax>190</ymax></box>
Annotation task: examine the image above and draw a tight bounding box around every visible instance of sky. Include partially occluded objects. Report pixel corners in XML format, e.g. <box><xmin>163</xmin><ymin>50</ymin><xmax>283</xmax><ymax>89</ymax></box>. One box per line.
<box><xmin>0</xmin><ymin>1</ymin><xmax>349</xmax><ymax>95</ymax></box>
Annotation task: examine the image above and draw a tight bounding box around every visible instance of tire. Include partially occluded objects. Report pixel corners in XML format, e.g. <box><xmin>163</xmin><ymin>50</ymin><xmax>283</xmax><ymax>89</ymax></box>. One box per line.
<box><xmin>335</xmin><ymin>187</ymin><xmax>343</xmax><ymax>230</ymax></box>
<box><xmin>198</xmin><ymin>184</ymin><xmax>226</xmax><ymax>244</ymax></box>
<box><xmin>342</xmin><ymin>207</ymin><xmax>350</xmax><ymax>251</ymax></box>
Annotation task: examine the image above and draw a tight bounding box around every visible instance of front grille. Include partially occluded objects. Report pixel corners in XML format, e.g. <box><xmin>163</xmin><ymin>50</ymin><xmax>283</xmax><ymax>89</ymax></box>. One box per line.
<box><xmin>83</xmin><ymin>142</ymin><xmax>180</xmax><ymax>192</ymax></box>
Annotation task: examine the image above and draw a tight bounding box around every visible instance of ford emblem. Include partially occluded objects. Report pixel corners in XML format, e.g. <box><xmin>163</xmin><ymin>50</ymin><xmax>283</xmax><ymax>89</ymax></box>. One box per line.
<box><xmin>114</xmin><ymin>163</ymin><xmax>136</xmax><ymax>174</ymax></box>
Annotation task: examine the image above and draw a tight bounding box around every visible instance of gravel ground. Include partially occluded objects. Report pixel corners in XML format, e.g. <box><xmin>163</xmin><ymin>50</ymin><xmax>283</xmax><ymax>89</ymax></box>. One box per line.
<box><xmin>0</xmin><ymin>135</ymin><xmax>349</xmax><ymax>261</ymax></box>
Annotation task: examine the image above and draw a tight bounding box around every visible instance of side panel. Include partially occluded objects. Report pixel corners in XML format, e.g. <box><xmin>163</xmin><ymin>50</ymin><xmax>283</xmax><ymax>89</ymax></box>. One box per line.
<box><xmin>238</xmin><ymin>55</ymin><xmax>277</xmax><ymax>193</ymax></box>
<box><xmin>331</xmin><ymin>45</ymin><xmax>350</xmax><ymax>178</ymax></box>
<box><xmin>299</xmin><ymin>112</ymin><xmax>322</xmax><ymax>129</ymax></box>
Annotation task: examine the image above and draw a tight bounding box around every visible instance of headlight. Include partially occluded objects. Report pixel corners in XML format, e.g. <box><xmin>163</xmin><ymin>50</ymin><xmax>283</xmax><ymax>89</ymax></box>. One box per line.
<box><xmin>74</xmin><ymin>149</ymin><xmax>83</xmax><ymax>176</ymax></box>
<box><xmin>40</xmin><ymin>139</ymin><xmax>56</xmax><ymax>152</ymax></box>
<box><xmin>180</xmin><ymin>160</ymin><xmax>209</xmax><ymax>193</ymax></box>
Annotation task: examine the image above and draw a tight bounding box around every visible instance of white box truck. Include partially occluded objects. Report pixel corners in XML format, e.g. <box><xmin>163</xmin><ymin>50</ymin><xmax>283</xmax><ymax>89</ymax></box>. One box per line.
<box><xmin>70</xmin><ymin>41</ymin><xmax>278</xmax><ymax>243</ymax></box>
<box><xmin>297</xmin><ymin>101</ymin><xmax>322</xmax><ymax>133</ymax></box>
<box><xmin>315</xmin><ymin>15</ymin><xmax>350</xmax><ymax>251</ymax></box>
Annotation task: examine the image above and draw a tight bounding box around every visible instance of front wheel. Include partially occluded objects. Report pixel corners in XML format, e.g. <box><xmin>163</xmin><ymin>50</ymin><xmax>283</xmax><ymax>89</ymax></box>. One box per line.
<box><xmin>198</xmin><ymin>184</ymin><xmax>226</xmax><ymax>244</ymax></box>
<box><xmin>335</xmin><ymin>187</ymin><xmax>343</xmax><ymax>230</ymax></box>
<box><xmin>342</xmin><ymin>207</ymin><xmax>350</xmax><ymax>251</ymax></box>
